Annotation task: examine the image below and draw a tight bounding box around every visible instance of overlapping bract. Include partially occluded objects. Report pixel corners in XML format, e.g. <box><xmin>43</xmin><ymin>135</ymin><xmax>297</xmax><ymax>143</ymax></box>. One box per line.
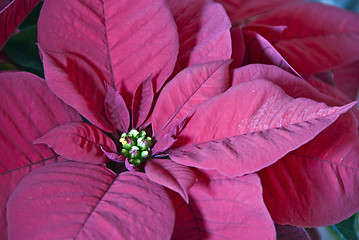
<box><xmin>0</xmin><ymin>72</ymin><xmax>80</xmax><ymax>239</ymax></box>
<box><xmin>217</xmin><ymin>0</ymin><xmax>359</xmax><ymax>227</ymax></box>
<box><xmin>7</xmin><ymin>162</ymin><xmax>175</xmax><ymax>240</ymax></box>
<box><xmin>1</xmin><ymin>0</ymin><xmax>359</xmax><ymax>239</ymax></box>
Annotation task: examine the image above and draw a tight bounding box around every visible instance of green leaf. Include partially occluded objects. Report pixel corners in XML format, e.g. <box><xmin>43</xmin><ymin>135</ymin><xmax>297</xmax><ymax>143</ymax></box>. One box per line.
<box><xmin>2</xmin><ymin>25</ymin><xmax>43</xmax><ymax>77</ymax></box>
<box><xmin>330</xmin><ymin>213</ymin><xmax>359</xmax><ymax>240</ymax></box>
<box><xmin>0</xmin><ymin>62</ymin><xmax>17</xmax><ymax>70</ymax></box>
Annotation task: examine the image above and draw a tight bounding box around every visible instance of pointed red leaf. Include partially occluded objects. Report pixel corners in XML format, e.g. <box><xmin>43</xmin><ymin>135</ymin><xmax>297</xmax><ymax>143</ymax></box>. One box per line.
<box><xmin>145</xmin><ymin>158</ymin><xmax>196</xmax><ymax>203</ymax></box>
<box><xmin>232</xmin><ymin>64</ymin><xmax>350</xmax><ymax>107</ymax></box>
<box><xmin>40</xmin><ymin>47</ymin><xmax>114</xmax><ymax>132</ymax></box>
<box><xmin>214</xmin><ymin>0</ymin><xmax>304</xmax><ymax>24</ymax></box>
<box><xmin>169</xmin><ymin>80</ymin><xmax>356</xmax><ymax>177</ymax></box>
<box><xmin>166</xmin><ymin>0</ymin><xmax>231</xmax><ymax>68</ymax></box>
<box><xmin>0</xmin><ymin>0</ymin><xmax>41</xmax><ymax>48</ymax></box>
<box><xmin>104</xmin><ymin>83</ymin><xmax>130</xmax><ymax>132</ymax></box>
<box><xmin>101</xmin><ymin>147</ymin><xmax>125</xmax><ymax>163</ymax></box>
<box><xmin>275</xmin><ymin>224</ymin><xmax>310</xmax><ymax>240</ymax></box>
<box><xmin>34</xmin><ymin>122</ymin><xmax>117</xmax><ymax>164</ymax></box>
<box><xmin>153</xmin><ymin>60</ymin><xmax>230</xmax><ymax>137</ymax></box>
<box><xmin>38</xmin><ymin>0</ymin><xmax>178</xmax><ymax>105</ymax></box>
<box><xmin>152</xmin><ymin>134</ymin><xmax>176</xmax><ymax>155</ymax></box>
<box><xmin>252</xmin><ymin>2</ymin><xmax>359</xmax><ymax>75</ymax></box>
<box><xmin>231</xmin><ymin>23</ymin><xmax>288</xmax><ymax>69</ymax></box>
<box><xmin>7</xmin><ymin>162</ymin><xmax>175</xmax><ymax>239</ymax></box>
<box><xmin>131</xmin><ymin>75</ymin><xmax>154</xmax><ymax>129</ymax></box>
<box><xmin>0</xmin><ymin>71</ymin><xmax>80</xmax><ymax>238</ymax></box>
<box><xmin>242</xmin><ymin>29</ymin><xmax>300</xmax><ymax>77</ymax></box>
<box><xmin>231</xmin><ymin>64</ymin><xmax>359</xmax><ymax>226</ymax></box>
<box><xmin>170</xmin><ymin>171</ymin><xmax>275</xmax><ymax>239</ymax></box>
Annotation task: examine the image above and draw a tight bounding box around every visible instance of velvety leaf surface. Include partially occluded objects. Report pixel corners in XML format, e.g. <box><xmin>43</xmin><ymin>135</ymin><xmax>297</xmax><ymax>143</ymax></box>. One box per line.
<box><xmin>7</xmin><ymin>161</ymin><xmax>175</xmax><ymax>240</ymax></box>
<box><xmin>275</xmin><ymin>224</ymin><xmax>310</xmax><ymax>240</ymax></box>
<box><xmin>165</xmin><ymin>0</ymin><xmax>231</xmax><ymax>68</ymax></box>
<box><xmin>169</xmin><ymin>79</ymin><xmax>355</xmax><ymax>177</ymax></box>
<box><xmin>170</xmin><ymin>171</ymin><xmax>275</xmax><ymax>239</ymax></box>
<box><xmin>214</xmin><ymin>0</ymin><xmax>304</xmax><ymax>23</ymax></box>
<box><xmin>152</xmin><ymin>60</ymin><xmax>230</xmax><ymax>137</ymax></box>
<box><xmin>0</xmin><ymin>72</ymin><xmax>80</xmax><ymax>239</ymax></box>
<box><xmin>251</xmin><ymin>2</ymin><xmax>359</xmax><ymax>75</ymax></box>
<box><xmin>131</xmin><ymin>75</ymin><xmax>154</xmax><ymax>129</ymax></box>
<box><xmin>145</xmin><ymin>158</ymin><xmax>196</xmax><ymax>203</ymax></box>
<box><xmin>34</xmin><ymin>122</ymin><xmax>117</xmax><ymax>164</ymax></box>
<box><xmin>104</xmin><ymin>83</ymin><xmax>130</xmax><ymax>132</ymax></box>
<box><xmin>0</xmin><ymin>0</ymin><xmax>40</xmax><ymax>48</ymax></box>
<box><xmin>232</xmin><ymin>65</ymin><xmax>359</xmax><ymax>226</ymax></box>
<box><xmin>38</xmin><ymin>0</ymin><xmax>178</xmax><ymax>107</ymax></box>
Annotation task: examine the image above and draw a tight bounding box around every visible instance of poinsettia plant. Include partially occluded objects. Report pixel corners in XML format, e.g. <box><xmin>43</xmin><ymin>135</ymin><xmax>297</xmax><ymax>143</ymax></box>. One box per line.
<box><xmin>1</xmin><ymin>0</ymin><xmax>359</xmax><ymax>239</ymax></box>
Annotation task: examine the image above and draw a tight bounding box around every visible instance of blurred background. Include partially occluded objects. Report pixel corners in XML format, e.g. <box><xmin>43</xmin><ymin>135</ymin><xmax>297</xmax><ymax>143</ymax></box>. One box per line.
<box><xmin>310</xmin><ymin>0</ymin><xmax>359</xmax><ymax>12</ymax></box>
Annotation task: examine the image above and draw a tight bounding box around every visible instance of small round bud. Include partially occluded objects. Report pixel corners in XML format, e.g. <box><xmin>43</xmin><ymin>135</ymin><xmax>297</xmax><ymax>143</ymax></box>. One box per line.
<box><xmin>145</xmin><ymin>137</ymin><xmax>152</xmax><ymax>146</ymax></box>
<box><xmin>121</xmin><ymin>149</ymin><xmax>129</xmax><ymax>158</ymax></box>
<box><xmin>130</xmin><ymin>146</ymin><xmax>140</xmax><ymax>158</ymax></box>
<box><xmin>132</xmin><ymin>158</ymin><xmax>142</xmax><ymax>166</ymax></box>
<box><xmin>141</xmin><ymin>150</ymin><xmax>149</xmax><ymax>158</ymax></box>
<box><xmin>122</xmin><ymin>137</ymin><xmax>134</xmax><ymax>150</ymax></box>
<box><xmin>119</xmin><ymin>137</ymin><xmax>127</xmax><ymax>145</ymax></box>
<box><xmin>137</xmin><ymin>137</ymin><xmax>150</xmax><ymax>150</ymax></box>
<box><xmin>139</xmin><ymin>130</ymin><xmax>146</xmax><ymax>139</ymax></box>
<box><xmin>129</xmin><ymin>129</ymin><xmax>139</xmax><ymax>139</ymax></box>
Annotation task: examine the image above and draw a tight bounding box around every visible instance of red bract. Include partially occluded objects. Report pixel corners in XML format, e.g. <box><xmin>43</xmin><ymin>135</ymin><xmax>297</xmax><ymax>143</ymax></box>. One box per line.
<box><xmin>232</xmin><ymin>64</ymin><xmax>359</xmax><ymax>226</ymax></box>
<box><xmin>215</xmin><ymin>0</ymin><xmax>359</xmax><ymax>227</ymax></box>
<box><xmin>2</xmin><ymin>0</ymin><xmax>359</xmax><ymax>239</ymax></box>
<box><xmin>217</xmin><ymin>0</ymin><xmax>359</xmax><ymax>100</ymax></box>
<box><xmin>170</xmin><ymin>170</ymin><xmax>276</xmax><ymax>239</ymax></box>
<box><xmin>0</xmin><ymin>72</ymin><xmax>81</xmax><ymax>239</ymax></box>
<box><xmin>7</xmin><ymin>162</ymin><xmax>175</xmax><ymax>239</ymax></box>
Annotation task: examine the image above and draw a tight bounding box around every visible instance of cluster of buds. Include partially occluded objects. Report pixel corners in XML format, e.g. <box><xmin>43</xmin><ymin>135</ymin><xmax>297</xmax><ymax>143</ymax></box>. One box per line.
<box><xmin>119</xmin><ymin>129</ymin><xmax>152</xmax><ymax>166</ymax></box>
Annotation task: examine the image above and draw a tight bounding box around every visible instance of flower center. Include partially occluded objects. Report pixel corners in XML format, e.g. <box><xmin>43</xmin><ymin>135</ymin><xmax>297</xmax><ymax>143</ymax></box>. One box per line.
<box><xmin>119</xmin><ymin>129</ymin><xmax>152</xmax><ymax>167</ymax></box>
